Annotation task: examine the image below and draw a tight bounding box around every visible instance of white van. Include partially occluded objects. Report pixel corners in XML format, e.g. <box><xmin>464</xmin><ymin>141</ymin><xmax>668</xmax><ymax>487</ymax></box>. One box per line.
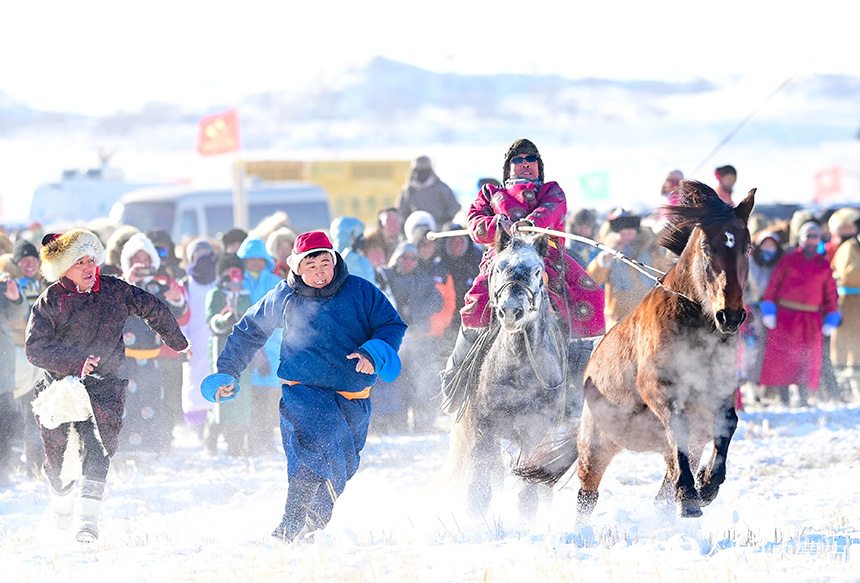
<box><xmin>110</xmin><ymin>181</ymin><xmax>331</xmax><ymax>244</ymax></box>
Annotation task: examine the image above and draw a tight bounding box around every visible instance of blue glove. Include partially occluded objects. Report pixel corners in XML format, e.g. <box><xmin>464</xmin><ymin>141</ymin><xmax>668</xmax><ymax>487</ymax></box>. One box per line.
<box><xmin>824</xmin><ymin>312</ymin><xmax>842</xmax><ymax>328</ymax></box>
<box><xmin>760</xmin><ymin>301</ymin><xmax>777</xmax><ymax>317</ymax></box>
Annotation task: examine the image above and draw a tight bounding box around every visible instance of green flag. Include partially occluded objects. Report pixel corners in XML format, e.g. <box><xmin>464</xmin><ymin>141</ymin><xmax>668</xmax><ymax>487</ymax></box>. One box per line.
<box><xmin>579</xmin><ymin>171</ymin><xmax>610</xmax><ymax>200</ymax></box>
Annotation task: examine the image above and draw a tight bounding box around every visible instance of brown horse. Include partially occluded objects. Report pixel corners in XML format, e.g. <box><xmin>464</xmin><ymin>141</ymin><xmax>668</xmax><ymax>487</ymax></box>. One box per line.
<box><xmin>517</xmin><ymin>180</ymin><xmax>755</xmax><ymax>520</ymax></box>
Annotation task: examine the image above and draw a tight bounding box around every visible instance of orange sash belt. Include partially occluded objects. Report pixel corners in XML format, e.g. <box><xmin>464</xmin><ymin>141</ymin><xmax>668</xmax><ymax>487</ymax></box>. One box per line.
<box><xmin>282</xmin><ymin>379</ymin><xmax>371</xmax><ymax>400</ymax></box>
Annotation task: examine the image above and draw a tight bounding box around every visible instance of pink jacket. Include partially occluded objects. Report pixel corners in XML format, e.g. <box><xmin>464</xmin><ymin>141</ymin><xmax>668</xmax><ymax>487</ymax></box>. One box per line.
<box><xmin>460</xmin><ymin>181</ymin><xmax>605</xmax><ymax>337</ymax></box>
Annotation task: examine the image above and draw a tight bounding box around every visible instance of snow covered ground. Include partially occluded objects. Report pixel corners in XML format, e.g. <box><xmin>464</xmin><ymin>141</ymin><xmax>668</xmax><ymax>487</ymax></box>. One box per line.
<box><xmin>3</xmin><ymin>401</ymin><xmax>860</xmax><ymax>582</ymax></box>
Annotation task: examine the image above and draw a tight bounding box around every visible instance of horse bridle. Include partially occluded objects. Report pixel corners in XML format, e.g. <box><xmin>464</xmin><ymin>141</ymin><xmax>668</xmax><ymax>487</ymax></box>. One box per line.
<box><xmin>491</xmin><ymin>278</ymin><xmax>539</xmax><ymax>313</ymax></box>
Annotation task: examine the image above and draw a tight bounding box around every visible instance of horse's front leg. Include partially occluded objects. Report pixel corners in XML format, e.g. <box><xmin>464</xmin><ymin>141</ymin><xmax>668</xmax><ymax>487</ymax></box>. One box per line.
<box><xmin>696</xmin><ymin>394</ymin><xmax>739</xmax><ymax>505</ymax></box>
<box><xmin>467</xmin><ymin>429</ymin><xmax>499</xmax><ymax>517</ymax></box>
<box><xmin>665</xmin><ymin>409</ymin><xmax>702</xmax><ymax>518</ymax></box>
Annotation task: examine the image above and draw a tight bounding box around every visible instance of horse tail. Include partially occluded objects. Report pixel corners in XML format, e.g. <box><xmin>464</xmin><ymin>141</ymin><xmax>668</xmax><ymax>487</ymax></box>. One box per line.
<box><xmin>513</xmin><ymin>427</ymin><xmax>579</xmax><ymax>486</ymax></box>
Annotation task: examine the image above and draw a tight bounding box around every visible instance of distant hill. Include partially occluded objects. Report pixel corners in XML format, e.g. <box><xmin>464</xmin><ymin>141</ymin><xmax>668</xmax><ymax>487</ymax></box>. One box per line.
<box><xmin>3</xmin><ymin>56</ymin><xmax>858</xmax><ymax>152</ymax></box>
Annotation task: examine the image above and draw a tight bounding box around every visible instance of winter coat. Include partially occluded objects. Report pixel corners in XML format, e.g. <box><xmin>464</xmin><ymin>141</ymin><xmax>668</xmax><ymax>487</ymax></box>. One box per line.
<box><xmin>759</xmin><ymin>250</ymin><xmax>839</xmax><ymax>389</ymax></box>
<box><xmin>25</xmin><ymin>273</ymin><xmax>189</xmax><ymax>458</ymax></box>
<box><xmin>216</xmin><ymin>255</ymin><xmax>406</xmax><ymax>494</ymax></box>
<box><xmin>831</xmin><ymin>236</ymin><xmax>860</xmax><ymax>367</ymax></box>
<box><xmin>217</xmin><ymin>254</ymin><xmax>406</xmax><ymax>396</ymax></box>
<box><xmin>396</xmin><ymin>172</ymin><xmax>461</xmax><ymax>229</ymax></box>
<box><xmin>461</xmin><ymin>180</ymin><xmax>605</xmax><ymax>337</ymax></box>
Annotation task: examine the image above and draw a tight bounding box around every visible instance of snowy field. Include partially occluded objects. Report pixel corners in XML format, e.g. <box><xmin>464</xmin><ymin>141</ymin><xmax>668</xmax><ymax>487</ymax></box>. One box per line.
<box><xmin>3</xmin><ymin>401</ymin><xmax>860</xmax><ymax>583</ymax></box>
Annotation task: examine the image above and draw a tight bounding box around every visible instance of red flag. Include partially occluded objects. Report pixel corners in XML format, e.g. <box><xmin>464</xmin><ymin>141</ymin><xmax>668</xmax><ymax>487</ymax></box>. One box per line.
<box><xmin>197</xmin><ymin>108</ymin><xmax>240</xmax><ymax>156</ymax></box>
<box><xmin>813</xmin><ymin>165</ymin><xmax>843</xmax><ymax>202</ymax></box>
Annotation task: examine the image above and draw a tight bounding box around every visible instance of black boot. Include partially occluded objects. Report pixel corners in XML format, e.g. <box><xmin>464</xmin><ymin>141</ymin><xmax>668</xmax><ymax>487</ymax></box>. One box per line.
<box><xmin>440</xmin><ymin>326</ymin><xmax>484</xmax><ymax>406</ymax></box>
<box><xmin>272</xmin><ymin>471</ymin><xmax>323</xmax><ymax>543</ymax></box>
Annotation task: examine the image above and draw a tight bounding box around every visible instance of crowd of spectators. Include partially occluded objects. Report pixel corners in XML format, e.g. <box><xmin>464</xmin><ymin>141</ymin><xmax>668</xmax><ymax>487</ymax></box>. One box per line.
<box><xmin>0</xmin><ymin>157</ymin><xmax>857</xmax><ymax>487</ymax></box>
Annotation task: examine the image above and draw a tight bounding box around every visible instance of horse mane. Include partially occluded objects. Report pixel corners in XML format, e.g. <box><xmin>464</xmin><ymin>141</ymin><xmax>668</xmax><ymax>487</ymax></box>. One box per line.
<box><xmin>658</xmin><ymin>180</ymin><xmax>738</xmax><ymax>256</ymax></box>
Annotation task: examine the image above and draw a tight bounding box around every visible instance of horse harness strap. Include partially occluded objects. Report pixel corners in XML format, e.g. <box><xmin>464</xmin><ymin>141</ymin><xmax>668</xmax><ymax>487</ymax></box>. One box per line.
<box><xmin>493</xmin><ymin>279</ymin><xmax>539</xmax><ymax>312</ymax></box>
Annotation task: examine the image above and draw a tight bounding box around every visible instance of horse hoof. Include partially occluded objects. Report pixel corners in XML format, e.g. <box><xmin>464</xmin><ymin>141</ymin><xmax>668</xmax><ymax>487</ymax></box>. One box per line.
<box><xmin>679</xmin><ymin>499</ymin><xmax>703</xmax><ymax>518</ymax></box>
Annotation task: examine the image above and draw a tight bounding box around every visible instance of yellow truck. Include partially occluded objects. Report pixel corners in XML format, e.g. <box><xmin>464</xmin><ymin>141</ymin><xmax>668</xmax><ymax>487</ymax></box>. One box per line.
<box><xmin>239</xmin><ymin>160</ymin><xmax>411</xmax><ymax>227</ymax></box>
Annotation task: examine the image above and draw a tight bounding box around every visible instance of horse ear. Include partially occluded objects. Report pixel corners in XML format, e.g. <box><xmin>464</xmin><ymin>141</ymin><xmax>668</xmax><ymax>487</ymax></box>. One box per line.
<box><xmin>494</xmin><ymin>220</ymin><xmax>511</xmax><ymax>253</ymax></box>
<box><xmin>735</xmin><ymin>188</ymin><xmax>756</xmax><ymax>224</ymax></box>
<box><xmin>534</xmin><ymin>234</ymin><xmax>550</xmax><ymax>258</ymax></box>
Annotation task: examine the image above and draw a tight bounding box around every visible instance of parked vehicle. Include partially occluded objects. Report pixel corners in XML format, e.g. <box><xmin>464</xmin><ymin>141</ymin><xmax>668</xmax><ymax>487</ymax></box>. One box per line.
<box><xmin>110</xmin><ymin>181</ymin><xmax>331</xmax><ymax>244</ymax></box>
<box><xmin>30</xmin><ymin>167</ymin><xmax>162</xmax><ymax>226</ymax></box>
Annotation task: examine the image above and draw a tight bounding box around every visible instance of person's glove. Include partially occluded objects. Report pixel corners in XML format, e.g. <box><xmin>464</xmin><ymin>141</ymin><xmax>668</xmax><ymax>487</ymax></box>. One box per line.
<box><xmin>760</xmin><ymin>301</ymin><xmax>777</xmax><ymax>329</ymax></box>
<box><xmin>822</xmin><ymin>312</ymin><xmax>842</xmax><ymax>337</ymax></box>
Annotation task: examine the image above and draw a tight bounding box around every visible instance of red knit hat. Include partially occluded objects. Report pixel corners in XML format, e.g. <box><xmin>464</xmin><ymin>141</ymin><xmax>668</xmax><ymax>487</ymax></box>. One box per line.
<box><xmin>287</xmin><ymin>231</ymin><xmax>336</xmax><ymax>271</ymax></box>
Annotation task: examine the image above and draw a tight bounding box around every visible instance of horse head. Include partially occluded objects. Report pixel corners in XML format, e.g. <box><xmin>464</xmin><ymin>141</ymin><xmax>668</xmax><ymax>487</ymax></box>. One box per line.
<box><xmin>661</xmin><ymin>181</ymin><xmax>756</xmax><ymax>335</ymax></box>
<box><xmin>489</xmin><ymin>230</ymin><xmax>549</xmax><ymax>332</ymax></box>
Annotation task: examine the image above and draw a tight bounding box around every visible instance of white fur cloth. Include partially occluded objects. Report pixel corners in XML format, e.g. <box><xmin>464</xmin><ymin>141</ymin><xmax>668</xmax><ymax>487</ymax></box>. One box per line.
<box><xmin>32</xmin><ymin>376</ymin><xmax>107</xmax><ymax>487</ymax></box>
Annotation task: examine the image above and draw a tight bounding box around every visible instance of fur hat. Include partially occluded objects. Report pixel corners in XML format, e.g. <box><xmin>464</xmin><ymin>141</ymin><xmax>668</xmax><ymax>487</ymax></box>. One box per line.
<box><xmin>12</xmin><ymin>239</ymin><xmax>39</xmax><ymax>264</ymax></box>
<box><xmin>502</xmin><ymin>138</ymin><xmax>544</xmax><ymax>183</ymax></box>
<box><xmin>827</xmin><ymin>207</ymin><xmax>860</xmax><ymax>234</ymax></box>
<box><xmin>40</xmin><ymin>229</ymin><xmax>105</xmax><ymax>283</ymax></box>
<box><xmin>120</xmin><ymin>232</ymin><xmax>161</xmax><ymax>278</ymax></box>
<box><xmin>287</xmin><ymin>231</ymin><xmax>336</xmax><ymax>271</ymax></box>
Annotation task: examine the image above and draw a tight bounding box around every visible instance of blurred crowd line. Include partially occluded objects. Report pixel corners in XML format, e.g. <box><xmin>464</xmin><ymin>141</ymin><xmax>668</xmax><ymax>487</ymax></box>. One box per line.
<box><xmin>1</xmin><ymin>158</ymin><xmax>858</xmax><ymax>487</ymax></box>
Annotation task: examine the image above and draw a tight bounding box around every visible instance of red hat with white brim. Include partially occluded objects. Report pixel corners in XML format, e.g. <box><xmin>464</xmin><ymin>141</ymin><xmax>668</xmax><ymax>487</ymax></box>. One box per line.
<box><xmin>287</xmin><ymin>231</ymin><xmax>336</xmax><ymax>271</ymax></box>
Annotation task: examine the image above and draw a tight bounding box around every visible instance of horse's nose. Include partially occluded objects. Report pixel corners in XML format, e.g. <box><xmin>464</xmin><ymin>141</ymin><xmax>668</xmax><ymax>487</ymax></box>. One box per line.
<box><xmin>715</xmin><ymin>308</ymin><xmax>746</xmax><ymax>332</ymax></box>
<box><xmin>500</xmin><ymin>306</ymin><xmax>525</xmax><ymax>328</ymax></box>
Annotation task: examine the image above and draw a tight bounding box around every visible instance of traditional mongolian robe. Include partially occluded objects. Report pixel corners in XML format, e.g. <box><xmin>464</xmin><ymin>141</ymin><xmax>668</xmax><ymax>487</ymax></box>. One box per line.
<box><xmin>26</xmin><ymin>273</ymin><xmax>189</xmax><ymax>484</ymax></box>
<box><xmin>461</xmin><ymin>180</ymin><xmax>605</xmax><ymax>337</ymax></box>
<box><xmin>758</xmin><ymin>250</ymin><xmax>839</xmax><ymax>389</ymax></box>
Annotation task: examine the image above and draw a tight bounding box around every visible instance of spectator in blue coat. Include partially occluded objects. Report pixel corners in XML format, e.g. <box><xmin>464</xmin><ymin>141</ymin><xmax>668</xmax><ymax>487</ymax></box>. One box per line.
<box><xmin>330</xmin><ymin>216</ymin><xmax>376</xmax><ymax>284</ymax></box>
<box><xmin>211</xmin><ymin>231</ymin><xmax>406</xmax><ymax>543</ymax></box>
<box><xmin>236</xmin><ymin>237</ymin><xmax>283</xmax><ymax>454</ymax></box>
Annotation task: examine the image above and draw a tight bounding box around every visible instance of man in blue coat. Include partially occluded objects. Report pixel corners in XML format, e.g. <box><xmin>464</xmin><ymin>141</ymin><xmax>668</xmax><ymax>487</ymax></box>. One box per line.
<box><xmin>211</xmin><ymin>231</ymin><xmax>406</xmax><ymax>542</ymax></box>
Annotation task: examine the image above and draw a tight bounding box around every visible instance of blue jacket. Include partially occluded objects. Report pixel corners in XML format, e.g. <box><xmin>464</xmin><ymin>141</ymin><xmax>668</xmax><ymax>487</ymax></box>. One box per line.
<box><xmin>236</xmin><ymin>237</ymin><xmax>283</xmax><ymax>387</ymax></box>
<box><xmin>217</xmin><ymin>254</ymin><xmax>406</xmax><ymax>394</ymax></box>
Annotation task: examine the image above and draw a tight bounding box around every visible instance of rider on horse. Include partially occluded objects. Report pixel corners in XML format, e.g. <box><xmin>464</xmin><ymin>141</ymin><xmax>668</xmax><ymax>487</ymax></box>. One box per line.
<box><xmin>441</xmin><ymin>139</ymin><xmax>606</xmax><ymax>397</ymax></box>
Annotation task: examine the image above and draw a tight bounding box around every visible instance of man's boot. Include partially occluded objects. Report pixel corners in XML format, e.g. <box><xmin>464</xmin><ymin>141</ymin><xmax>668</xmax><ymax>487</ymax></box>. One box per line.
<box><xmin>46</xmin><ymin>475</ymin><xmax>75</xmax><ymax>530</ymax></box>
<box><xmin>76</xmin><ymin>478</ymin><xmax>106</xmax><ymax>543</ymax></box>
<box><xmin>272</xmin><ymin>472</ymin><xmax>323</xmax><ymax>543</ymax></box>
<box><xmin>440</xmin><ymin>326</ymin><xmax>484</xmax><ymax>404</ymax></box>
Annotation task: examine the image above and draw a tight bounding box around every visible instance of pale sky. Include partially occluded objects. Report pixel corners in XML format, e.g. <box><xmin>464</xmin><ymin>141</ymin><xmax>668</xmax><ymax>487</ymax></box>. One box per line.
<box><xmin>2</xmin><ymin>0</ymin><xmax>856</xmax><ymax>115</ymax></box>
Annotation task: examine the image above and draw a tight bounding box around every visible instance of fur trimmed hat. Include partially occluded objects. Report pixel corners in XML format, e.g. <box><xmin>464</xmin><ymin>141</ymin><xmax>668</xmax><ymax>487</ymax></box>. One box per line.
<box><xmin>40</xmin><ymin>229</ymin><xmax>105</xmax><ymax>283</ymax></box>
<box><xmin>287</xmin><ymin>231</ymin><xmax>336</xmax><ymax>271</ymax></box>
<box><xmin>120</xmin><ymin>232</ymin><xmax>161</xmax><ymax>278</ymax></box>
<box><xmin>503</xmin><ymin>138</ymin><xmax>544</xmax><ymax>183</ymax></box>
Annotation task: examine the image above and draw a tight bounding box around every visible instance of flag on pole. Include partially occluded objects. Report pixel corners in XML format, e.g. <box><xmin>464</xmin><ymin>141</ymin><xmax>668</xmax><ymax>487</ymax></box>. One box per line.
<box><xmin>578</xmin><ymin>171</ymin><xmax>610</xmax><ymax>201</ymax></box>
<box><xmin>813</xmin><ymin>165</ymin><xmax>843</xmax><ymax>202</ymax></box>
<box><xmin>197</xmin><ymin>108</ymin><xmax>240</xmax><ymax>156</ymax></box>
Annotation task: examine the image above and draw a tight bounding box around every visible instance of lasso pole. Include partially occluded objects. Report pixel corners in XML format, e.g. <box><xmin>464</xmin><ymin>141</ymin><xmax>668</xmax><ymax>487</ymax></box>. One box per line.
<box><xmin>425</xmin><ymin>226</ymin><xmax>667</xmax><ymax>283</ymax></box>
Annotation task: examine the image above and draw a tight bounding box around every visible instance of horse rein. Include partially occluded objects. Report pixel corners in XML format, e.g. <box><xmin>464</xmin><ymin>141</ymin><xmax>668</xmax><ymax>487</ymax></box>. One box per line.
<box><xmin>428</xmin><ymin>226</ymin><xmax>690</xmax><ymax>302</ymax></box>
